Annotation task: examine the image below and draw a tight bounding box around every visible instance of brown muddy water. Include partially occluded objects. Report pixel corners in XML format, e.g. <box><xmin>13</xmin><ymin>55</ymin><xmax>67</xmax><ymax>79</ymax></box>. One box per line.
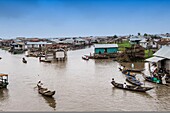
<box><xmin>0</xmin><ymin>47</ymin><xmax>170</xmax><ymax>111</ymax></box>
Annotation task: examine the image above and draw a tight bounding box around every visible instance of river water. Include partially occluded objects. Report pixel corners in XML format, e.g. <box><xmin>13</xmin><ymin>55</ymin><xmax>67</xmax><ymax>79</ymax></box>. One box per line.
<box><xmin>0</xmin><ymin>47</ymin><xmax>170</xmax><ymax>111</ymax></box>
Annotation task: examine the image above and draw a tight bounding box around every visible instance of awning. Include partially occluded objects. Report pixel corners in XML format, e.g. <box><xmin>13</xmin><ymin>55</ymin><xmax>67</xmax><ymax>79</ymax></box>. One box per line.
<box><xmin>145</xmin><ymin>56</ymin><xmax>165</xmax><ymax>62</ymax></box>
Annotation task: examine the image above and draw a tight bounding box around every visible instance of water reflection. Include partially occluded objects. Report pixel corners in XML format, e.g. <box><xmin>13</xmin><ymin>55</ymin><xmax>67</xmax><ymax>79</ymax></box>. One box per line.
<box><xmin>42</xmin><ymin>96</ymin><xmax>57</xmax><ymax>110</ymax></box>
<box><xmin>34</xmin><ymin>85</ymin><xmax>57</xmax><ymax>110</ymax></box>
<box><xmin>0</xmin><ymin>88</ymin><xmax>9</xmax><ymax>101</ymax></box>
<box><xmin>53</xmin><ymin>60</ymin><xmax>67</xmax><ymax>69</ymax></box>
<box><xmin>0</xmin><ymin>48</ymin><xmax>170</xmax><ymax>111</ymax></box>
<box><xmin>153</xmin><ymin>85</ymin><xmax>170</xmax><ymax>110</ymax></box>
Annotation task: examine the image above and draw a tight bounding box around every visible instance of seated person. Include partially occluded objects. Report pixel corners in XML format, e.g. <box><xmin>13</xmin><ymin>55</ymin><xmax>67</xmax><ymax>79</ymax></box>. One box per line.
<box><xmin>123</xmin><ymin>82</ymin><xmax>127</xmax><ymax>88</ymax></box>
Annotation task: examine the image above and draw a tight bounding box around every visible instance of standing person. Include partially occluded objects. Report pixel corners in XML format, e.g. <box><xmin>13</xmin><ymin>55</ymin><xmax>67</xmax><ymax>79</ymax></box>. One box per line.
<box><xmin>150</xmin><ymin>64</ymin><xmax>155</xmax><ymax>77</ymax></box>
<box><xmin>161</xmin><ymin>74</ymin><xmax>167</xmax><ymax>85</ymax></box>
<box><xmin>153</xmin><ymin>64</ymin><xmax>158</xmax><ymax>78</ymax></box>
<box><xmin>131</xmin><ymin>63</ymin><xmax>134</xmax><ymax>69</ymax></box>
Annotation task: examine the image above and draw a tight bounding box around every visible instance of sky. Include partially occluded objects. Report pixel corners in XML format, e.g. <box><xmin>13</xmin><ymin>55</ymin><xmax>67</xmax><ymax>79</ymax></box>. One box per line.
<box><xmin>0</xmin><ymin>0</ymin><xmax>170</xmax><ymax>38</ymax></box>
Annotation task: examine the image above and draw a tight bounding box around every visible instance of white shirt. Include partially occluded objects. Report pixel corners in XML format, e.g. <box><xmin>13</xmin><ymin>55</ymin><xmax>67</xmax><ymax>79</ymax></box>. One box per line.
<box><xmin>150</xmin><ymin>66</ymin><xmax>155</xmax><ymax>73</ymax></box>
<box><xmin>123</xmin><ymin>83</ymin><xmax>127</xmax><ymax>88</ymax></box>
<box><xmin>120</xmin><ymin>66</ymin><xmax>124</xmax><ymax>70</ymax></box>
<box><xmin>162</xmin><ymin>74</ymin><xmax>167</xmax><ymax>84</ymax></box>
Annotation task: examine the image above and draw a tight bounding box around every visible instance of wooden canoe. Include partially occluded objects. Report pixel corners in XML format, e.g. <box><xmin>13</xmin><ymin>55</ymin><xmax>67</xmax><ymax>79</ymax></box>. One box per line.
<box><xmin>38</xmin><ymin>88</ymin><xmax>55</xmax><ymax>97</ymax></box>
<box><xmin>82</xmin><ymin>56</ymin><xmax>89</xmax><ymax>60</ymax></box>
<box><xmin>23</xmin><ymin>60</ymin><xmax>27</xmax><ymax>63</ymax></box>
<box><xmin>111</xmin><ymin>78</ymin><xmax>154</xmax><ymax>92</ymax></box>
<box><xmin>37</xmin><ymin>84</ymin><xmax>55</xmax><ymax>97</ymax></box>
<box><xmin>40</xmin><ymin>59</ymin><xmax>52</xmax><ymax>63</ymax></box>
<box><xmin>119</xmin><ymin>68</ymin><xmax>136</xmax><ymax>77</ymax></box>
<box><xmin>126</xmin><ymin>76</ymin><xmax>143</xmax><ymax>86</ymax></box>
<box><xmin>126</xmin><ymin>68</ymin><xmax>145</xmax><ymax>73</ymax></box>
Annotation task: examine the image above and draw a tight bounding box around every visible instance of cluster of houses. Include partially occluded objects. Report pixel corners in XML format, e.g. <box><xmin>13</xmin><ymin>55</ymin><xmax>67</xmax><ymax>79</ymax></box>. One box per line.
<box><xmin>129</xmin><ymin>34</ymin><xmax>170</xmax><ymax>50</ymax></box>
<box><xmin>0</xmin><ymin>37</ymin><xmax>94</xmax><ymax>61</ymax></box>
<box><xmin>88</xmin><ymin>33</ymin><xmax>170</xmax><ymax>74</ymax></box>
<box><xmin>0</xmin><ymin>33</ymin><xmax>170</xmax><ymax>64</ymax></box>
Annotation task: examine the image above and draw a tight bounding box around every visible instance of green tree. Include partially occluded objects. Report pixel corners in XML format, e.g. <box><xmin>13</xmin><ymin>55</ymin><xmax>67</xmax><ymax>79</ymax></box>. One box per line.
<box><xmin>113</xmin><ymin>35</ymin><xmax>118</xmax><ymax>38</ymax></box>
<box><xmin>144</xmin><ymin>33</ymin><xmax>148</xmax><ymax>36</ymax></box>
<box><xmin>138</xmin><ymin>33</ymin><xmax>141</xmax><ymax>36</ymax></box>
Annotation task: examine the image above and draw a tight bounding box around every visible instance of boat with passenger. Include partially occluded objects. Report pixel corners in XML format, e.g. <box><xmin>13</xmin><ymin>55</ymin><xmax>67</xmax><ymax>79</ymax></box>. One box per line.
<box><xmin>111</xmin><ymin>78</ymin><xmax>154</xmax><ymax>92</ymax></box>
<box><xmin>82</xmin><ymin>56</ymin><xmax>89</xmax><ymax>60</ymax></box>
<box><xmin>37</xmin><ymin>81</ymin><xmax>55</xmax><ymax>97</ymax></box>
<box><xmin>22</xmin><ymin>58</ymin><xmax>27</xmax><ymax>63</ymax></box>
<box><xmin>0</xmin><ymin>73</ymin><xmax>9</xmax><ymax>88</ymax></box>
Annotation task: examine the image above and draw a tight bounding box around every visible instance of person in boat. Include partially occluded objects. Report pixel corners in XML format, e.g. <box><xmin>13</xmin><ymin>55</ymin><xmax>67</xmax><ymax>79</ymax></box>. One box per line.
<box><xmin>37</xmin><ymin>81</ymin><xmax>43</xmax><ymax>88</ymax></box>
<box><xmin>37</xmin><ymin>81</ymin><xmax>49</xmax><ymax>90</ymax></box>
<box><xmin>22</xmin><ymin>57</ymin><xmax>25</xmax><ymax>61</ymax></box>
<box><xmin>119</xmin><ymin>64</ymin><xmax>124</xmax><ymax>70</ymax></box>
<box><xmin>123</xmin><ymin>82</ymin><xmax>127</xmax><ymax>88</ymax></box>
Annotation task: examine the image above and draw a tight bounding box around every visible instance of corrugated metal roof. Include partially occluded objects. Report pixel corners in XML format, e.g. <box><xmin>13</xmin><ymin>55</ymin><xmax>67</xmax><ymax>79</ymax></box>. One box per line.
<box><xmin>94</xmin><ymin>44</ymin><xmax>118</xmax><ymax>48</ymax></box>
<box><xmin>140</xmin><ymin>38</ymin><xmax>147</xmax><ymax>43</ymax></box>
<box><xmin>153</xmin><ymin>46</ymin><xmax>170</xmax><ymax>59</ymax></box>
<box><xmin>129</xmin><ymin>36</ymin><xmax>143</xmax><ymax>41</ymax></box>
<box><xmin>27</xmin><ymin>41</ymin><xmax>52</xmax><ymax>45</ymax></box>
<box><xmin>145</xmin><ymin>56</ymin><xmax>165</xmax><ymax>62</ymax></box>
<box><xmin>130</xmin><ymin>38</ymin><xmax>142</xmax><ymax>41</ymax></box>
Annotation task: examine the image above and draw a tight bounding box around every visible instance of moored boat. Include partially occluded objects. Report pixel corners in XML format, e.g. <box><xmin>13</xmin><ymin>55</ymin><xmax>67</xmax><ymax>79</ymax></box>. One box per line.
<box><xmin>40</xmin><ymin>59</ymin><xmax>52</xmax><ymax>63</ymax></box>
<box><xmin>111</xmin><ymin>78</ymin><xmax>154</xmax><ymax>92</ymax></box>
<box><xmin>37</xmin><ymin>82</ymin><xmax>55</xmax><ymax>97</ymax></box>
<box><xmin>126</xmin><ymin>68</ymin><xmax>144</xmax><ymax>73</ymax></box>
<box><xmin>0</xmin><ymin>73</ymin><xmax>9</xmax><ymax>88</ymax></box>
<box><xmin>119</xmin><ymin>68</ymin><xmax>136</xmax><ymax>77</ymax></box>
<box><xmin>126</xmin><ymin>76</ymin><xmax>143</xmax><ymax>86</ymax></box>
<box><xmin>142</xmin><ymin>73</ymin><xmax>162</xmax><ymax>84</ymax></box>
<box><xmin>82</xmin><ymin>56</ymin><xmax>89</xmax><ymax>60</ymax></box>
<box><xmin>22</xmin><ymin>58</ymin><xmax>27</xmax><ymax>63</ymax></box>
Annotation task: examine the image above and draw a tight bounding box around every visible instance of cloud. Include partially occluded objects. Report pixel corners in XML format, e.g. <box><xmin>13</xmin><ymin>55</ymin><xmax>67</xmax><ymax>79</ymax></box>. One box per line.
<box><xmin>0</xmin><ymin>0</ymin><xmax>39</xmax><ymax>18</ymax></box>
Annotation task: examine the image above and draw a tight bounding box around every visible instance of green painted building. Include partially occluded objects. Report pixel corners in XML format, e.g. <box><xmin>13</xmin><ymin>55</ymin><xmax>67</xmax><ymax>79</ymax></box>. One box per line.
<box><xmin>94</xmin><ymin>44</ymin><xmax>118</xmax><ymax>54</ymax></box>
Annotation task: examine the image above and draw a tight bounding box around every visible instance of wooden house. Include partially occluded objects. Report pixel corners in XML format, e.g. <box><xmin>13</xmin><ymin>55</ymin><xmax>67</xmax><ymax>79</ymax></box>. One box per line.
<box><xmin>94</xmin><ymin>44</ymin><xmax>118</xmax><ymax>54</ymax></box>
<box><xmin>145</xmin><ymin>46</ymin><xmax>170</xmax><ymax>74</ymax></box>
<box><xmin>44</xmin><ymin>48</ymin><xmax>67</xmax><ymax>61</ymax></box>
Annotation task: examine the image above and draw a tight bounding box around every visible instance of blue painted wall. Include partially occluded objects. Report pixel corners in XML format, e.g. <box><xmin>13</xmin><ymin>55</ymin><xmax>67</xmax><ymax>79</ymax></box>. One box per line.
<box><xmin>95</xmin><ymin>48</ymin><xmax>118</xmax><ymax>54</ymax></box>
